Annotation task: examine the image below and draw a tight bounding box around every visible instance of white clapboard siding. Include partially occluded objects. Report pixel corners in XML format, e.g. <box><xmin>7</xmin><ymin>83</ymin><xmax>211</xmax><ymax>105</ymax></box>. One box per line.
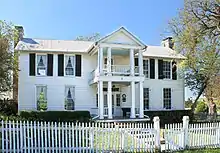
<box><xmin>0</xmin><ymin>120</ymin><xmax>157</xmax><ymax>153</ymax></box>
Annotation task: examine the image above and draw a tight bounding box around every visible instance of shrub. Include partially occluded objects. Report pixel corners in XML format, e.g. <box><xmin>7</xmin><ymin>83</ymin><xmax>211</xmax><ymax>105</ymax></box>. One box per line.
<box><xmin>0</xmin><ymin>99</ymin><xmax>17</xmax><ymax>115</ymax></box>
<box><xmin>144</xmin><ymin>110</ymin><xmax>193</xmax><ymax>126</ymax></box>
<box><xmin>195</xmin><ymin>101</ymin><xmax>208</xmax><ymax>113</ymax></box>
<box><xmin>20</xmin><ymin>111</ymin><xmax>91</xmax><ymax>122</ymax></box>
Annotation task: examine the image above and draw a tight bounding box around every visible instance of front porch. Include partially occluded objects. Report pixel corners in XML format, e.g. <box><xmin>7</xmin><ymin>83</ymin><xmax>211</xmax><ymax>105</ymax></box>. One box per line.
<box><xmin>93</xmin><ymin>80</ymin><xmax>145</xmax><ymax>119</ymax></box>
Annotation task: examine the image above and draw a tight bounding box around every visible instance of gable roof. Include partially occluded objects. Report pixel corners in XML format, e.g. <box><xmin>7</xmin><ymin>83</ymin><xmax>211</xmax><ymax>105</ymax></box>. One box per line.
<box><xmin>96</xmin><ymin>27</ymin><xmax>146</xmax><ymax>47</ymax></box>
<box><xmin>142</xmin><ymin>46</ymin><xmax>186</xmax><ymax>59</ymax></box>
<box><xmin>15</xmin><ymin>38</ymin><xmax>94</xmax><ymax>53</ymax></box>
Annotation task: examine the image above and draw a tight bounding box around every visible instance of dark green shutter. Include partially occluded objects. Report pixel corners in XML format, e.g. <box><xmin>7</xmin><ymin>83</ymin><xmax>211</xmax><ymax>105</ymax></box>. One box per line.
<box><xmin>149</xmin><ymin>59</ymin><xmax>155</xmax><ymax>79</ymax></box>
<box><xmin>47</xmin><ymin>54</ymin><xmax>53</xmax><ymax>76</ymax></box>
<box><xmin>58</xmin><ymin>54</ymin><xmax>64</xmax><ymax>76</ymax></box>
<box><xmin>29</xmin><ymin>53</ymin><xmax>35</xmax><ymax>76</ymax></box>
<box><xmin>172</xmin><ymin>61</ymin><xmax>177</xmax><ymax>80</ymax></box>
<box><xmin>158</xmin><ymin>60</ymin><xmax>164</xmax><ymax>79</ymax></box>
<box><xmin>75</xmin><ymin>55</ymin><xmax>82</xmax><ymax>77</ymax></box>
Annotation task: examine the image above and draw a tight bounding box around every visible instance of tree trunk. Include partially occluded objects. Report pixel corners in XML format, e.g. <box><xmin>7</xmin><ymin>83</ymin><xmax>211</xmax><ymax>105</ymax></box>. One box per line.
<box><xmin>191</xmin><ymin>84</ymin><xmax>207</xmax><ymax>113</ymax></box>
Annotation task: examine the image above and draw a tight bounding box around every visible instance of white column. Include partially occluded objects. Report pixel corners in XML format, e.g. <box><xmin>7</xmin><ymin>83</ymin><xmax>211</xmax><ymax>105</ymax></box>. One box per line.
<box><xmin>99</xmin><ymin>81</ymin><xmax>104</xmax><ymax>119</ymax></box>
<box><xmin>130</xmin><ymin>81</ymin><xmax>136</xmax><ymax>118</ymax></box>
<box><xmin>99</xmin><ymin>47</ymin><xmax>103</xmax><ymax>75</ymax></box>
<box><xmin>107</xmin><ymin>47</ymin><xmax>112</xmax><ymax>76</ymax></box>
<box><xmin>107</xmin><ymin>81</ymin><xmax>112</xmax><ymax>119</ymax></box>
<box><xmin>139</xmin><ymin>81</ymin><xmax>144</xmax><ymax>118</ymax></box>
<box><xmin>155</xmin><ymin>59</ymin><xmax>158</xmax><ymax>79</ymax></box>
<box><xmin>138</xmin><ymin>50</ymin><xmax>143</xmax><ymax>76</ymax></box>
<box><xmin>130</xmin><ymin>49</ymin><xmax>134</xmax><ymax>76</ymax></box>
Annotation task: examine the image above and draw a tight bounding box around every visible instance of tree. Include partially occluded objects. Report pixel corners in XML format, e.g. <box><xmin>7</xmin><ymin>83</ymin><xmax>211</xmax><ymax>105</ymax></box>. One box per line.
<box><xmin>75</xmin><ymin>33</ymin><xmax>101</xmax><ymax>41</ymax></box>
<box><xmin>195</xmin><ymin>100</ymin><xmax>208</xmax><ymax>113</ymax></box>
<box><xmin>0</xmin><ymin>20</ymin><xmax>18</xmax><ymax>97</ymax></box>
<box><xmin>168</xmin><ymin>0</ymin><xmax>220</xmax><ymax>112</ymax></box>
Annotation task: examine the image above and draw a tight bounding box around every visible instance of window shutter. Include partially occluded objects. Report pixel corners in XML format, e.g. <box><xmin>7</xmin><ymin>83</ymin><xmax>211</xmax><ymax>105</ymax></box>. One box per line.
<box><xmin>172</xmin><ymin>61</ymin><xmax>177</xmax><ymax>80</ymax></box>
<box><xmin>75</xmin><ymin>55</ymin><xmax>82</xmax><ymax>77</ymax></box>
<box><xmin>149</xmin><ymin>59</ymin><xmax>155</xmax><ymax>79</ymax></box>
<box><xmin>47</xmin><ymin>54</ymin><xmax>53</xmax><ymax>76</ymax></box>
<box><xmin>29</xmin><ymin>53</ymin><xmax>35</xmax><ymax>76</ymax></box>
<box><xmin>135</xmin><ymin>58</ymin><xmax>138</xmax><ymax>66</ymax></box>
<box><xmin>158</xmin><ymin>59</ymin><xmax>164</xmax><ymax>79</ymax></box>
<box><xmin>58</xmin><ymin>54</ymin><xmax>64</xmax><ymax>76</ymax></box>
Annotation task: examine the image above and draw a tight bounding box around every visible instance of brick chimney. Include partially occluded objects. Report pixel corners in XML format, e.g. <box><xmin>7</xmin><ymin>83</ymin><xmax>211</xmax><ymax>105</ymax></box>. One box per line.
<box><xmin>161</xmin><ymin>37</ymin><xmax>174</xmax><ymax>49</ymax></box>
<box><xmin>13</xmin><ymin>26</ymin><xmax>24</xmax><ymax>104</ymax></box>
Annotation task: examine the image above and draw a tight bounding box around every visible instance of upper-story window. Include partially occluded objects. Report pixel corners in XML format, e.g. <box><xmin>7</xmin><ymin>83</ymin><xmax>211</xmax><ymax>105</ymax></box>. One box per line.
<box><xmin>143</xmin><ymin>59</ymin><xmax>149</xmax><ymax>78</ymax></box>
<box><xmin>65</xmin><ymin>55</ymin><xmax>75</xmax><ymax>76</ymax></box>
<box><xmin>37</xmin><ymin>55</ymin><xmax>47</xmax><ymax>76</ymax></box>
<box><xmin>163</xmin><ymin>61</ymin><xmax>171</xmax><ymax>79</ymax></box>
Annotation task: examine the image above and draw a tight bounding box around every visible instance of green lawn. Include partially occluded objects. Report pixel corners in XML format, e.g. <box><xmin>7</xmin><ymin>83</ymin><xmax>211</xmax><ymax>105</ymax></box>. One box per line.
<box><xmin>176</xmin><ymin>149</ymin><xmax>220</xmax><ymax>153</ymax></box>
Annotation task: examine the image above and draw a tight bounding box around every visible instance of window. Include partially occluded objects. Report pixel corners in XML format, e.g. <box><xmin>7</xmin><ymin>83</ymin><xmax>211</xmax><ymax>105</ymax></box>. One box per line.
<box><xmin>116</xmin><ymin>94</ymin><xmax>120</xmax><ymax>106</ymax></box>
<box><xmin>143</xmin><ymin>59</ymin><xmax>149</xmax><ymax>78</ymax></box>
<box><xmin>143</xmin><ymin>88</ymin><xmax>149</xmax><ymax>109</ymax></box>
<box><xmin>65</xmin><ymin>55</ymin><xmax>75</xmax><ymax>76</ymax></box>
<box><xmin>65</xmin><ymin>86</ymin><xmax>75</xmax><ymax>110</ymax></box>
<box><xmin>163</xmin><ymin>61</ymin><xmax>171</xmax><ymax>79</ymax></box>
<box><xmin>37</xmin><ymin>55</ymin><xmax>47</xmax><ymax>76</ymax></box>
<box><xmin>163</xmin><ymin>88</ymin><xmax>171</xmax><ymax>109</ymax></box>
<box><xmin>36</xmin><ymin>86</ymin><xmax>47</xmax><ymax>111</ymax></box>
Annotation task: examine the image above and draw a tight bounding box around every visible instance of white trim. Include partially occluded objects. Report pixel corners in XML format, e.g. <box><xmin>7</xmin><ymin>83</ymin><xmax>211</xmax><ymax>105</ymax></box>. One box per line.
<box><xmin>64</xmin><ymin>54</ymin><xmax>76</xmax><ymax>77</ymax></box>
<box><xmin>97</xmin><ymin>27</ymin><xmax>146</xmax><ymax>47</ymax></box>
<box><xmin>35</xmin><ymin>53</ymin><xmax>47</xmax><ymax>77</ymax></box>
<box><xmin>35</xmin><ymin>85</ymin><xmax>47</xmax><ymax>111</ymax></box>
<box><xmin>99</xmin><ymin>43</ymin><xmax>143</xmax><ymax>50</ymax></box>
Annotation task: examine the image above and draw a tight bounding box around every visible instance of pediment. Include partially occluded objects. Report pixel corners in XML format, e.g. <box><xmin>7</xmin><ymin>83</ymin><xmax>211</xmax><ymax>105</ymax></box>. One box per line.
<box><xmin>98</xmin><ymin>27</ymin><xmax>145</xmax><ymax>47</ymax></box>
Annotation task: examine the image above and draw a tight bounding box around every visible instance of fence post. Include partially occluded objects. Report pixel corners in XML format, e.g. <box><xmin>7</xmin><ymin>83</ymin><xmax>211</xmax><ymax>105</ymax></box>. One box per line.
<box><xmin>182</xmin><ymin>116</ymin><xmax>189</xmax><ymax>149</ymax></box>
<box><xmin>153</xmin><ymin>116</ymin><xmax>161</xmax><ymax>151</ymax></box>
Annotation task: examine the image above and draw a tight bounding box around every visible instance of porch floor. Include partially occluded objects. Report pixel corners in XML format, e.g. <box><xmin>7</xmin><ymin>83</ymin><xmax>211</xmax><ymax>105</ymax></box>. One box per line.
<box><xmin>94</xmin><ymin>116</ymin><xmax>151</xmax><ymax>123</ymax></box>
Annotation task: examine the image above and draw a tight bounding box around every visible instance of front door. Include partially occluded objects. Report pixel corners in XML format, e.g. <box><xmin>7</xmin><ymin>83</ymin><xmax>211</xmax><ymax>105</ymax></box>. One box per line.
<box><xmin>104</xmin><ymin>92</ymin><xmax>121</xmax><ymax>117</ymax></box>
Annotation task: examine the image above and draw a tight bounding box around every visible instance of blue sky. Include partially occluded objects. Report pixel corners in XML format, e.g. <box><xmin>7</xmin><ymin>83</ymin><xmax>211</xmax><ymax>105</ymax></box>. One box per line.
<box><xmin>1</xmin><ymin>0</ymin><xmax>193</xmax><ymax>99</ymax></box>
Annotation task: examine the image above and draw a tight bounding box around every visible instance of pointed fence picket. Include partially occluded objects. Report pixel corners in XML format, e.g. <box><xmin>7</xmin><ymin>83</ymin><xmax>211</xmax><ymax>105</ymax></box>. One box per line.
<box><xmin>0</xmin><ymin>120</ymin><xmax>158</xmax><ymax>152</ymax></box>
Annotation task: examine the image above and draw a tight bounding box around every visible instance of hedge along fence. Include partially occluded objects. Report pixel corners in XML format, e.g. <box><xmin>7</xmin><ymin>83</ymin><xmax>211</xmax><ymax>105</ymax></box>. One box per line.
<box><xmin>19</xmin><ymin>111</ymin><xmax>91</xmax><ymax>122</ymax></box>
<box><xmin>0</xmin><ymin>111</ymin><xmax>91</xmax><ymax>122</ymax></box>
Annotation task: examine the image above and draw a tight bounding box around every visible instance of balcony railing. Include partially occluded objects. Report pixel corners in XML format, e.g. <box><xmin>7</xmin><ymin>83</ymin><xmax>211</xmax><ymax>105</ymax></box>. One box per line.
<box><xmin>89</xmin><ymin>65</ymin><xmax>140</xmax><ymax>83</ymax></box>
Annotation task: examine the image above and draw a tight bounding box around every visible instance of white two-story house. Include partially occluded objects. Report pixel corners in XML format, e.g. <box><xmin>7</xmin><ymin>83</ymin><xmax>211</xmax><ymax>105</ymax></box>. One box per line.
<box><xmin>15</xmin><ymin>27</ymin><xmax>185</xmax><ymax>119</ymax></box>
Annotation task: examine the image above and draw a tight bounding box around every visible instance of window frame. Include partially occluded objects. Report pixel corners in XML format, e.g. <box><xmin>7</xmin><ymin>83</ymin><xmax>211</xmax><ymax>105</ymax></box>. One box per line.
<box><xmin>35</xmin><ymin>85</ymin><xmax>47</xmax><ymax>111</ymax></box>
<box><xmin>36</xmin><ymin>54</ymin><xmax>47</xmax><ymax>76</ymax></box>
<box><xmin>64</xmin><ymin>54</ymin><xmax>75</xmax><ymax>77</ymax></box>
<box><xmin>143</xmin><ymin>58</ymin><xmax>150</xmax><ymax>78</ymax></box>
<box><xmin>143</xmin><ymin>88</ymin><xmax>149</xmax><ymax>110</ymax></box>
<box><xmin>162</xmin><ymin>60</ymin><xmax>172</xmax><ymax>79</ymax></box>
<box><xmin>64</xmin><ymin>85</ymin><xmax>75</xmax><ymax>110</ymax></box>
<box><xmin>163</xmin><ymin>88</ymin><xmax>172</xmax><ymax>109</ymax></box>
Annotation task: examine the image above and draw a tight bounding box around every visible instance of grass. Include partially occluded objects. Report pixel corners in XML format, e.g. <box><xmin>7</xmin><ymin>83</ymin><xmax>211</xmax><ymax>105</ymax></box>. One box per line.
<box><xmin>176</xmin><ymin>148</ymin><xmax>220</xmax><ymax>153</ymax></box>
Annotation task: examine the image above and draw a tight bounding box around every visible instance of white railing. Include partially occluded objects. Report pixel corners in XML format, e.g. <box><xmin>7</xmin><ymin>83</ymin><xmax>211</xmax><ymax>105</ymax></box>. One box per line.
<box><xmin>1</xmin><ymin>120</ymin><xmax>158</xmax><ymax>152</ymax></box>
<box><xmin>90</xmin><ymin>65</ymin><xmax>140</xmax><ymax>80</ymax></box>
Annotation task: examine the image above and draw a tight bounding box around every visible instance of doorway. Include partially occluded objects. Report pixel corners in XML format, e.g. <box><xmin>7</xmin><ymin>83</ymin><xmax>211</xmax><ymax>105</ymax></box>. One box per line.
<box><xmin>104</xmin><ymin>92</ymin><xmax>121</xmax><ymax>117</ymax></box>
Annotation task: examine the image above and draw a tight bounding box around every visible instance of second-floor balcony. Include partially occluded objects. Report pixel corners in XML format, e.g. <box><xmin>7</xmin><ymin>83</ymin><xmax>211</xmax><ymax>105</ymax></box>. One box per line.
<box><xmin>91</xmin><ymin>64</ymin><xmax>140</xmax><ymax>79</ymax></box>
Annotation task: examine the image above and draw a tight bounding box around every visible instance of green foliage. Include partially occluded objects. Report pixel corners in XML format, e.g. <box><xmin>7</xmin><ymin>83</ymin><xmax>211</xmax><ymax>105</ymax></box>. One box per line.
<box><xmin>168</xmin><ymin>0</ymin><xmax>220</xmax><ymax>111</ymax></box>
<box><xmin>0</xmin><ymin>100</ymin><xmax>17</xmax><ymax>115</ymax></box>
<box><xmin>144</xmin><ymin>110</ymin><xmax>193</xmax><ymax>126</ymax></box>
<box><xmin>37</xmin><ymin>92</ymin><xmax>47</xmax><ymax>111</ymax></box>
<box><xmin>0</xmin><ymin>20</ymin><xmax>19</xmax><ymax>95</ymax></box>
<box><xmin>185</xmin><ymin>98</ymin><xmax>193</xmax><ymax>108</ymax></box>
<box><xmin>75</xmin><ymin>33</ymin><xmax>101</xmax><ymax>41</ymax></box>
<box><xmin>195</xmin><ymin>101</ymin><xmax>208</xmax><ymax>113</ymax></box>
<box><xmin>20</xmin><ymin>111</ymin><xmax>91</xmax><ymax>122</ymax></box>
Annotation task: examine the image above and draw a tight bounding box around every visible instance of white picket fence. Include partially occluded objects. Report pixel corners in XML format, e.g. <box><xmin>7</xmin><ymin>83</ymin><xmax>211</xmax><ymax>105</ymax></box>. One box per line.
<box><xmin>164</xmin><ymin>116</ymin><xmax>220</xmax><ymax>152</ymax></box>
<box><xmin>0</xmin><ymin>119</ymin><xmax>160</xmax><ymax>153</ymax></box>
<box><xmin>2</xmin><ymin>116</ymin><xmax>220</xmax><ymax>152</ymax></box>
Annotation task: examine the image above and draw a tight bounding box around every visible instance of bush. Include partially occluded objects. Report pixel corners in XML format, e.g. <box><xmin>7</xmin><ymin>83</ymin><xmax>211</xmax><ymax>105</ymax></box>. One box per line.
<box><xmin>20</xmin><ymin>111</ymin><xmax>91</xmax><ymax>122</ymax></box>
<box><xmin>195</xmin><ymin>101</ymin><xmax>208</xmax><ymax>113</ymax></box>
<box><xmin>0</xmin><ymin>99</ymin><xmax>17</xmax><ymax>115</ymax></box>
<box><xmin>144</xmin><ymin>110</ymin><xmax>193</xmax><ymax>127</ymax></box>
